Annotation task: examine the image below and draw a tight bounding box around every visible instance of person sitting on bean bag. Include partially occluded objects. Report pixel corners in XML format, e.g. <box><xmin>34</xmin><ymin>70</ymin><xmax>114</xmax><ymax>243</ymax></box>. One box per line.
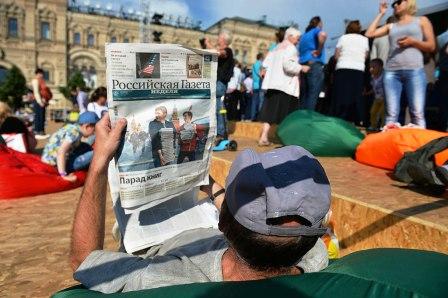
<box><xmin>41</xmin><ymin>111</ymin><xmax>99</xmax><ymax>182</ymax></box>
<box><xmin>70</xmin><ymin>114</ymin><xmax>331</xmax><ymax>293</ymax></box>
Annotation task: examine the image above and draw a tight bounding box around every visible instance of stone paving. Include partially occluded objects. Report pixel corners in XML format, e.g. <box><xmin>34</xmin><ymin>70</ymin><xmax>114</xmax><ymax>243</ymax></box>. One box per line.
<box><xmin>0</xmin><ymin>188</ymin><xmax>117</xmax><ymax>298</ymax></box>
<box><xmin>0</xmin><ymin>121</ymin><xmax>116</xmax><ymax>297</ymax></box>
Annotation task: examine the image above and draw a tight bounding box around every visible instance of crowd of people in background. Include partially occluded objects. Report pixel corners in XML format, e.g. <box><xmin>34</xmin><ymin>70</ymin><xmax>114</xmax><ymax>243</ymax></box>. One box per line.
<box><xmin>211</xmin><ymin>0</ymin><xmax>447</xmax><ymax>146</ymax></box>
<box><xmin>1</xmin><ymin>0</ymin><xmax>447</xmax><ymax>168</ymax></box>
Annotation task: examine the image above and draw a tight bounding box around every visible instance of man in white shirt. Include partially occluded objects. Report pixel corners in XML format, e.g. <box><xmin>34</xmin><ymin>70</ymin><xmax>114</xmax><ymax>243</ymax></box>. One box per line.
<box><xmin>242</xmin><ymin>72</ymin><xmax>253</xmax><ymax>120</ymax></box>
<box><xmin>225</xmin><ymin>62</ymin><xmax>245</xmax><ymax>120</ymax></box>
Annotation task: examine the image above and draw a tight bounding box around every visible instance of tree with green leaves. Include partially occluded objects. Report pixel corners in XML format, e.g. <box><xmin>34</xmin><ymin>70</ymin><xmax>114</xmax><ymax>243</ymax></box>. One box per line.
<box><xmin>58</xmin><ymin>71</ymin><xmax>87</xmax><ymax>100</ymax></box>
<box><xmin>0</xmin><ymin>65</ymin><xmax>27</xmax><ymax>110</ymax></box>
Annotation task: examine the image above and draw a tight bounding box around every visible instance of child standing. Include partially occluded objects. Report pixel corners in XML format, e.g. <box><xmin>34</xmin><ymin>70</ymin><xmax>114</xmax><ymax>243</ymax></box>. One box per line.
<box><xmin>87</xmin><ymin>87</ymin><xmax>108</xmax><ymax>118</ymax></box>
<box><xmin>368</xmin><ymin>59</ymin><xmax>385</xmax><ymax>131</ymax></box>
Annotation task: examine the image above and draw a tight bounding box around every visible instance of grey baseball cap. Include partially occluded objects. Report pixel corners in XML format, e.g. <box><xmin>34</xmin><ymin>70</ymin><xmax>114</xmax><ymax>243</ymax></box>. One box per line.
<box><xmin>225</xmin><ymin>146</ymin><xmax>331</xmax><ymax>237</ymax></box>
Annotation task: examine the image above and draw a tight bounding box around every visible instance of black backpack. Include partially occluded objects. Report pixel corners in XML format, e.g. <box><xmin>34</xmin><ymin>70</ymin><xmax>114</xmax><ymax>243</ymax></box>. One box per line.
<box><xmin>393</xmin><ymin>137</ymin><xmax>448</xmax><ymax>190</ymax></box>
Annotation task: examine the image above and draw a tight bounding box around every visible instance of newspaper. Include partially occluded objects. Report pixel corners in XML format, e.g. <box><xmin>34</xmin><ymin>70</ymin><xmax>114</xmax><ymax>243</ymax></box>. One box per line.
<box><xmin>108</xmin><ymin>159</ymin><xmax>219</xmax><ymax>253</ymax></box>
<box><xmin>106</xmin><ymin>43</ymin><xmax>217</xmax><ymax>210</ymax></box>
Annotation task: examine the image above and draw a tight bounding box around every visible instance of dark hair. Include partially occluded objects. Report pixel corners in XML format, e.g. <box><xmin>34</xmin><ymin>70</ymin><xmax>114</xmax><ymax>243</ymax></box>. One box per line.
<box><xmin>256</xmin><ymin>53</ymin><xmax>263</xmax><ymax>60</ymax></box>
<box><xmin>370</xmin><ymin>58</ymin><xmax>384</xmax><ymax>68</ymax></box>
<box><xmin>90</xmin><ymin>86</ymin><xmax>107</xmax><ymax>102</ymax></box>
<box><xmin>346</xmin><ymin>20</ymin><xmax>362</xmax><ymax>34</ymax></box>
<box><xmin>275</xmin><ymin>27</ymin><xmax>287</xmax><ymax>43</ymax></box>
<box><xmin>35</xmin><ymin>68</ymin><xmax>44</xmax><ymax>75</ymax></box>
<box><xmin>183</xmin><ymin>111</ymin><xmax>193</xmax><ymax>118</ymax></box>
<box><xmin>218</xmin><ymin>200</ymin><xmax>318</xmax><ymax>272</ymax></box>
<box><xmin>306</xmin><ymin>16</ymin><xmax>321</xmax><ymax>33</ymax></box>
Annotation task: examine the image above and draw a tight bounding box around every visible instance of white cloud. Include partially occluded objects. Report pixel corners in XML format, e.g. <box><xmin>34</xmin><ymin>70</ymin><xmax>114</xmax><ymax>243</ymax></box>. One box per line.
<box><xmin>149</xmin><ymin>0</ymin><xmax>190</xmax><ymax>17</ymax></box>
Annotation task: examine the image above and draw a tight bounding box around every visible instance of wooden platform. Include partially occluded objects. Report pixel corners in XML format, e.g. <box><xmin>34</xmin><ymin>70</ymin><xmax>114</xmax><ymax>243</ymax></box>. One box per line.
<box><xmin>212</xmin><ymin>122</ymin><xmax>448</xmax><ymax>255</ymax></box>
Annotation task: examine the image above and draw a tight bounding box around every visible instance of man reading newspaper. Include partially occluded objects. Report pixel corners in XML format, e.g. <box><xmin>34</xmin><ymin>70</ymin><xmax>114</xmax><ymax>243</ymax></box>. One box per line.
<box><xmin>70</xmin><ymin>114</ymin><xmax>331</xmax><ymax>293</ymax></box>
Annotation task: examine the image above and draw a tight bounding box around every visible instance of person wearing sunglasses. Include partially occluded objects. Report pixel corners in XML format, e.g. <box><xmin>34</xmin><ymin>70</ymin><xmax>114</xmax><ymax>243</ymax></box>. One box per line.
<box><xmin>365</xmin><ymin>0</ymin><xmax>435</xmax><ymax>128</ymax></box>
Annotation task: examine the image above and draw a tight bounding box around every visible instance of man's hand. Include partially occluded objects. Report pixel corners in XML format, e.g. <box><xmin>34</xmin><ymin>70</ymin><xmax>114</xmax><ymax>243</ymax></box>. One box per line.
<box><xmin>204</xmin><ymin>37</ymin><xmax>213</xmax><ymax>50</ymax></box>
<box><xmin>397</xmin><ymin>36</ymin><xmax>415</xmax><ymax>48</ymax></box>
<box><xmin>312</xmin><ymin>50</ymin><xmax>321</xmax><ymax>57</ymax></box>
<box><xmin>91</xmin><ymin>113</ymin><xmax>127</xmax><ymax>170</ymax></box>
<box><xmin>160</xmin><ymin>154</ymin><xmax>166</xmax><ymax>166</ymax></box>
<box><xmin>302</xmin><ymin>65</ymin><xmax>311</xmax><ymax>73</ymax></box>
<box><xmin>62</xmin><ymin>173</ymin><xmax>77</xmax><ymax>183</ymax></box>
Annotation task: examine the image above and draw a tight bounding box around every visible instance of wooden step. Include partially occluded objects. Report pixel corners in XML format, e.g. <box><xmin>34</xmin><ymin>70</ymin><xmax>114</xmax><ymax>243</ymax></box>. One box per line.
<box><xmin>228</xmin><ymin>121</ymin><xmax>279</xmax><ymax>142</ymax></box>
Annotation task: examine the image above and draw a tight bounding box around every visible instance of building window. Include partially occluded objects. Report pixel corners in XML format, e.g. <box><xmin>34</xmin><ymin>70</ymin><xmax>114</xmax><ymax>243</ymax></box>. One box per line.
<box><xmin>242</xmin><ymin>50</ymin><xmax>248</xmax><ymax>64</ymax></box>
<box><xmin>41</xmin><ymin>22</ymin><xmax>51</xmax><ymax>40</ymax></box>
<box><xmin>0</xmin><ymin>66</ymin><xmax>8</xmax><ymax>84</ymax></box>
<box><xmin>73</xmin><ymin>32</ymin><xmax>81</xmax><ymax>45</ymax></box>
<box><xmin>123</xmin><ymin>37</ymin><xmax>129</xmax><ymax>43</ymax></box>
<box><xmin>234</xmin><ymin>49</ymin><xmax>240</xmax><ymax>60</ymax></box>
<box><xmin>8</xmin><ymin>18</ymin><xmax>18</xmax><ymax>38</ymax></box>
<box><xmin>43</xmin><ymin>69</ymin><xmax>50</xmax><ymax>82</ymax></box>
<box><xmin>87</xmin><ymin>33</ymin><xmax>95</xmax><ymax>47</ymax></box>
<box><xmin>111</xmin><ymin>36</ymin><xmax>117</xmax><ymax>43</ymax></box>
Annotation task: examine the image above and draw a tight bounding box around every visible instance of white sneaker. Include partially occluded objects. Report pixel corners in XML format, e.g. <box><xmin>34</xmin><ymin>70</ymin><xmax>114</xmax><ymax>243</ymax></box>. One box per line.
<box><xmin>35</xmin><ymin>134</ymin><xmax>50</xmax><ymax>140</ymax></box>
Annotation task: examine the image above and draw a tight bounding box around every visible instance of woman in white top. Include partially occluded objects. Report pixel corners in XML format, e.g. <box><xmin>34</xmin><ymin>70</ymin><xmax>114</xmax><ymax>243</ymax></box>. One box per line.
<box><xmin>258</xmin><ymin>27</ymin><xmax>310</xmax><ymax>146</ymax></box>
<box><xmin>332</xmin><ymin>20</ymin><xmax>369</xmax><ymax>123</ymax></box>
<box><xmin>87</xmin><ymin>87</ymin><xmax>108</xmax><ymax>118</ymax></box>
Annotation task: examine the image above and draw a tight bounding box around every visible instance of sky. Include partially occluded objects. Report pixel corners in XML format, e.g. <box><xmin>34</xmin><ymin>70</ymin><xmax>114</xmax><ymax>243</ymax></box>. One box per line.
<box><xmin>82</xmin><ymin>0</ymin><xmax>447</xmax><ymax>50</ymax></box>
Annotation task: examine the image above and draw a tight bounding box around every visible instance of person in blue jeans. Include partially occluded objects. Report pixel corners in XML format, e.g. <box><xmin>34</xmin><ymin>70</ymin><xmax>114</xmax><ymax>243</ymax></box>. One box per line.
<box><xmin>299</xmin><ymin>16</ymin><xmax>327</xmax><ymax>111</ymax></box>
<box><xmin>205</xmin><ymin>30</ymin><xmax>234</xmax><ymax>140</ymax></box>
<box><xmin>251</xmin><ymin>53</ymin><xmax>264</xmax><ymax>120</ymax></box>
<box><xmin>365</xmin><ymin>0</ymin><xmax>436</xmax><ymax>128</ymax></box>
<box><xmin>42</xmin><ymin>111</ymin><xmax>99</xmax><ymax>182</ymax></box>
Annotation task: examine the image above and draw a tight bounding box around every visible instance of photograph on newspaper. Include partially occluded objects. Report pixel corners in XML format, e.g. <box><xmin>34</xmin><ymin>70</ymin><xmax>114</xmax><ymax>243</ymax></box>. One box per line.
<box><xmin>116</xmin><ymin>101</ymin><xmax>210</xmax><ymax>172</ymax></box>
<box><xmin>106</xmin><ymin>43</ymin><xmax>217</xmax><ymax>209</ymax></box>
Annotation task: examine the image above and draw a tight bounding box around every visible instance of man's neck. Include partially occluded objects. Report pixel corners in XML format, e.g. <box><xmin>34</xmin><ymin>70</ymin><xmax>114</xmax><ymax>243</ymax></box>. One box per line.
<box><xmin>221</xmin><ymin>248</ymin><xmax>300</xmax><ymax>282</ymax></box>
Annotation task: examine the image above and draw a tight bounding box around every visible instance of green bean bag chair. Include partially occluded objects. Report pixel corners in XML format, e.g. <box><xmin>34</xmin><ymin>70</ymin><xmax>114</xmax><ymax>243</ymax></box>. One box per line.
<box><xmin>277</xmin><ymin>110</ymin><xmax>364</xmax><ymax>157</ymax></box>
<box><xmin>53</xmin><ymin>248</ymin><xmax>448</xmax><ymax>298</ymax></box>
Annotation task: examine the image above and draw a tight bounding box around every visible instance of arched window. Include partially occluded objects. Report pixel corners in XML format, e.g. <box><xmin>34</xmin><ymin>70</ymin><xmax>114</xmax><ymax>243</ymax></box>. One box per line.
<box><xmin>111</xmin><ymin>36</ymin><xmax>117</xmax><ymax>43</ymax></box>
<box><xmin>87</xmin><ymin>33</ymin><xmax>95</xmax><ymax>47</ymax></box>
<box><xmin>123</xmin><ymin>37</ymin><xmax>129</xmax><ymax>43</ymax></box>
<box><xmin>73</xmin><ymin>32</ymin><xmax>81</xmax><ymax>45</ymax></box>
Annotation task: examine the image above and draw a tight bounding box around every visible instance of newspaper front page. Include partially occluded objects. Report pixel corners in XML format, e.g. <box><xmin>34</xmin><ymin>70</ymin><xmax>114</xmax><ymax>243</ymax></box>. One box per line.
<box><xmin>108</xmin><ymin>159</ymin><xmax>219</xmax><ymax>253</ymax></box>
<box><xmin>106</xmin><ymin>43</ymin><xmax>217</xmax><ymax>209</ymax></box>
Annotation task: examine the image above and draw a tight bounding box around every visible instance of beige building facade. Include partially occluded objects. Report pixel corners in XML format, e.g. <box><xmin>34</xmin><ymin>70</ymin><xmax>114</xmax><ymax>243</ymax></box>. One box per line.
<box><xmin>0</xmin><ymin>0</ymin><xmax>276</xmax><ymax>99</ymax></box>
